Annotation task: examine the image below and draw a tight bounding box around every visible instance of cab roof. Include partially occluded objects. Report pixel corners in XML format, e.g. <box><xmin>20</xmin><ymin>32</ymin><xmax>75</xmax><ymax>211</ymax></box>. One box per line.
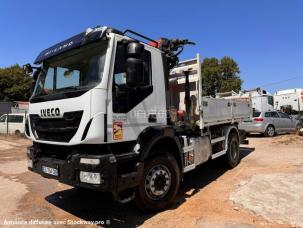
<box><xmin>34</xmin><ymin>26</ymin><xmax>122</xmax><ymax>64</ymax></box>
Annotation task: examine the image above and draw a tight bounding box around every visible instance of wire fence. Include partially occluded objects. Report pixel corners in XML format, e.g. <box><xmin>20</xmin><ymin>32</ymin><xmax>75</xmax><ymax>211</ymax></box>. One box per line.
<box><xmin>0</xmin><ymin>112</ymin><xmax>27</xmax><ymax>136</ymax></box>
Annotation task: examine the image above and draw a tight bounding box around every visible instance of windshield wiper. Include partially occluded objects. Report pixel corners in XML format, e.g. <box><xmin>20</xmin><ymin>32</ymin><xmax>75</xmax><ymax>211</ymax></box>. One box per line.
<box><xmin>55</xmin><ymin>86</ymin><xmax>91</xmax><ymax>92</ymax></box>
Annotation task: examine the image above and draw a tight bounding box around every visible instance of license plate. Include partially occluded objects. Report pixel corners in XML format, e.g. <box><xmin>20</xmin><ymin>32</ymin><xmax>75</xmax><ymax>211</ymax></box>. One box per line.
<box><xmin>42</xmin><ymin>165</ymin><xmax>58</xmax><ymax>176</ymax></box>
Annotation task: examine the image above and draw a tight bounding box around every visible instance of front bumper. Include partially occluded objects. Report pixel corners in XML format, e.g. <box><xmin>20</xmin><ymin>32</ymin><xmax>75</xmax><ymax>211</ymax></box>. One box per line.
<box><xmin>27</xmin><ymin>145</ymin><xmax>143</xmax><ymax>193</ymax></box>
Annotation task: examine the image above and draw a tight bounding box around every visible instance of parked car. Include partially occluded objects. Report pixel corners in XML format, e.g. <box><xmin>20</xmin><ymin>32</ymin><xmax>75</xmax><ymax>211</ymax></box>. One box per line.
<box><xmin>0</xmin><ymin>113</ymin><xmax>26</xmax><ymax>135</ymax></box>
<box><xmin>239</xmin><ymin>111</ymin><xmax>303</xmax><ymax>137</ymax></box>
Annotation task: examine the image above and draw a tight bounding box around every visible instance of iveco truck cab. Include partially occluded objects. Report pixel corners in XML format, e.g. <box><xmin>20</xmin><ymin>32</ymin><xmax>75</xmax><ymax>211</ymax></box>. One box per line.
<box><xmin>25</xmin><ymin>26</ymin><xmax>250</xmax><ymax>211</ymax></box>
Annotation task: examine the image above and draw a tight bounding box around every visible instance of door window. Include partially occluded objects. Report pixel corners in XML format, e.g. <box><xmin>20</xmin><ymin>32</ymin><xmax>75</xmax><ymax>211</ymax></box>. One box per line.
<box><xmin>279</xmin><ymin>112</ymin><xmax>290</xmax><ymax>119</ymax></box>
<box><xmin>7</xmin><ymin>115</ymin><xmax>23</xmax><ymax>123</ymax></box>
<box><xmin>112</xmin><ymin>42</ymin><xmax>153</xmax><ymax>113</ymax></box>
<box><xmin>271</xmin><ymin>112</ymin><xmax>280</xmax><ymax>118</ymax></box>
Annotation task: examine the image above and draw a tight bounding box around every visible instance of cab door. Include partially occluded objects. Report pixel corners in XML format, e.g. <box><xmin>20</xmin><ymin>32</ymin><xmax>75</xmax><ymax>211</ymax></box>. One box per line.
<box><xmin>107</xmin><ymin>39</ymin><xmax>167</xmax><ymax>143</ymax></box>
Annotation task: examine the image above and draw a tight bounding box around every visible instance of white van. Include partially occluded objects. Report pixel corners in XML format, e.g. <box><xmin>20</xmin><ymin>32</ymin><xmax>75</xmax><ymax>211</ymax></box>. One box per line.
<box><xmin>0</xmin><ymin>113</ymin><xmax>26</xmax><ymax>135</ymax></box>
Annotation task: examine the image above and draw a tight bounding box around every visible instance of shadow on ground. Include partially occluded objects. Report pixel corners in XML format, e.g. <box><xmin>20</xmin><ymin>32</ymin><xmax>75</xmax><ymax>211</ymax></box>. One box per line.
<box><xmin>45</xmin><ymin>147</ymin><xmax>254</xmax><ymax>227</ymax></box>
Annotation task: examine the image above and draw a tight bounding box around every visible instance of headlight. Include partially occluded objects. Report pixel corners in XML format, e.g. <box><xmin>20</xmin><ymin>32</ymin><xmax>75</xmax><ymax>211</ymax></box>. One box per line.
<box><xmin>80</xmin><ymin>158</ymin><xmax>100</xmax><ymax>165</ymax></box>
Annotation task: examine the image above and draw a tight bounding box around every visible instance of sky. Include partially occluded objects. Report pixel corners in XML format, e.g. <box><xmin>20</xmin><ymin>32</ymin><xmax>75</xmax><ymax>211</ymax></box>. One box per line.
<box><xmin>0</xmin><ymin>0</ymin><xmax>302</xmax><ymax>93</ymax></box>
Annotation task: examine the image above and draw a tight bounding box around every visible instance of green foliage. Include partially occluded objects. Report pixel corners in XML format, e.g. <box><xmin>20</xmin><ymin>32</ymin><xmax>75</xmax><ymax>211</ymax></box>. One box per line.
<box><xmin>0</xmin><ymin>57</ymin><xmax>242</xmax><ymax>101</ymax></box>
<box><xmin>201</xmin><ymin>56</ymin><xmax>242</xmax><ymax>96</ymax></box>
<box><xmin>0</xmin><ymin>64</ymin><xmax>33</xmax><ymax>101</ymax></box>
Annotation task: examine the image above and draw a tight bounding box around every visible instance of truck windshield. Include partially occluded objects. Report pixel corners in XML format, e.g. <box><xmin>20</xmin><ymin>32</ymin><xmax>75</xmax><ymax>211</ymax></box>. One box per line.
<box><xmin>33</xmin><ymin>42</ymin><xmax>107</xmax><ymax>98</ymax></box>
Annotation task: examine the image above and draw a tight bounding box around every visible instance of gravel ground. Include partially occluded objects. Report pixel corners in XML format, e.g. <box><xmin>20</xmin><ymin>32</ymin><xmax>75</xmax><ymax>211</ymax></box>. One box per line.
<box><xmin>0</xmin><ymin>134</ymin><xmax>302</xmax><ymax>227</ymax></box>
<box><xmin>230</xmin><ymin>173</ymin><xmax>303</xmax><ymax>227</ymax></box>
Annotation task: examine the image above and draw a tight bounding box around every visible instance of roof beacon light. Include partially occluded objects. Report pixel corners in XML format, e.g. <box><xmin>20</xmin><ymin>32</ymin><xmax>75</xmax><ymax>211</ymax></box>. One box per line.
<box><xmin>85</xmin><ymin>27</ymin><xmax>94</xmax><ymax>35</ymax></box>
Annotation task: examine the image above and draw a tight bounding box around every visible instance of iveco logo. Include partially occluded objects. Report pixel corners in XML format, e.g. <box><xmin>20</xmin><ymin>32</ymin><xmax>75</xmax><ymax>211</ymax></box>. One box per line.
<box><xmin>40</xmin><ymin>108</ymin><xmax>60</xmax><ymax>117</ymax></box>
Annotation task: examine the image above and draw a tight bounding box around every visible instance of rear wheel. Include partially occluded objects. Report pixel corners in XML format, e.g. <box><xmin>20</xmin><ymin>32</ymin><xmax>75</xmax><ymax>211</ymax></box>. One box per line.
<box><xmin>224</xmin><ymin>132</ymin><xmax>240</xmax><ymax>168</ymax></box>
<box><xmin>135</xmin><ymin>153</ymin><xmax>180</xmax><ymax>212</ymax></box>
<box><xmin>264</xmin><ymin>125</ymin><xmax>275</xmax><ymax>137</ymax></box>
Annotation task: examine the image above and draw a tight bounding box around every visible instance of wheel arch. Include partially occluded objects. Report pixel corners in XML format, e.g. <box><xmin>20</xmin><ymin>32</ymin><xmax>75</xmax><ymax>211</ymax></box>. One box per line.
<box><xmin>136</xmin><ymin>126</ymin><xmax>183</xmax><ymax>172</ymax></box>
<box><xmin>223</xmin><ymin>125</ymin><xmax>239</xmax><ymax>149</ymax></box>
<box><xmin>265</xmin><ymin>123</ymin><xmax>275</xmax><ymax>132</ymax></box>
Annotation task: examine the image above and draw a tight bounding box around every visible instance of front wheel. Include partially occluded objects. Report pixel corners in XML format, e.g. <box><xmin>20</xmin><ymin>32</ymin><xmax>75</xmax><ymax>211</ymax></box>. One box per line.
<box><xmin>135</xmin><ymin>153</ymin><xmax>180</xmax><ymax>212</ymax></box>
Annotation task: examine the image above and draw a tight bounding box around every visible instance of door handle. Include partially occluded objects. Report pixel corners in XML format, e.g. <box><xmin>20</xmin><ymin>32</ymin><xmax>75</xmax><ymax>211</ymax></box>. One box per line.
<box><xmin>148</xmin><ymin>114</ymin><xmax>157</xmax><ymax>123</ymax></box>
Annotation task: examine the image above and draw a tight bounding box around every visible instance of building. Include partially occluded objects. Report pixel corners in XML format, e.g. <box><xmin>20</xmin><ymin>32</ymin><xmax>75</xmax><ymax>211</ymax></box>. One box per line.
<box><xmin>274</xmin><ymin>88</ymin><xmax>303</xmax><ymax>114</ymax></box>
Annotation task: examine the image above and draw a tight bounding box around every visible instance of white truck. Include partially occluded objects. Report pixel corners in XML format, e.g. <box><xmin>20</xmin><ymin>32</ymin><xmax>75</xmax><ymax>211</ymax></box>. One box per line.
<box><xmin>24</xmin><ymin>26</ymin><xmax>250</xmax><ymax>211</ymax></box>
<box><xmin>217</xmin><ymin>88</ymin><xmax>274</xmax><ymax>112</ymax></box>
<box><xmin>274</xmin><ymin>88</ymin><xmax>303</xmax><ymax>114</ymax></box>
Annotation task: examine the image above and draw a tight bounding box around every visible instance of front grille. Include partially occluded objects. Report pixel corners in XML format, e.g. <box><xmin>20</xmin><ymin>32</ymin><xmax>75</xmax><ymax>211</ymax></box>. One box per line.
<box><xmin>30</xmin><ymin>111</ymin><xmax>83</xmax><ymax>142</ymax></box>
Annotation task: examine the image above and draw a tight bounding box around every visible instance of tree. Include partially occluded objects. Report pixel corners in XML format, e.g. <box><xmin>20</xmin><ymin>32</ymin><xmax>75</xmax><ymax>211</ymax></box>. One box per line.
<box><xmin>219</xmin><ymin>56</ymin><xmax>242</xmax><ymax>93</ymax></box>
<box><xmin>0</xmin><ymin>64</ymin><xmax>33</xmax><ymax>101</ymax></box>
<box><xmin>201</xmin><ymin>58</ymin><xmax>221</xmax><ymax>96</ymax></box>
<box><xmin>201</xmin><ymin>56</ymin><xmax>242</xmax><ymax>96</ymax></box>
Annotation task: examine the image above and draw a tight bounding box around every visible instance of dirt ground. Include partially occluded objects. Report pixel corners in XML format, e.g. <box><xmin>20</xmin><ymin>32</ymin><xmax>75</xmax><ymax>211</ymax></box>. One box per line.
<box><xmin>0</xmin><ymin>134</ymin><xmax>302</xmax><ymax>227</ymax></box>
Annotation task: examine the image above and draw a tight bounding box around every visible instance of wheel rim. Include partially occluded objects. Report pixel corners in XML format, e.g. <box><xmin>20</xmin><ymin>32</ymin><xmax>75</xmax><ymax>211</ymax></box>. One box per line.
<box><xmin>267</xmin><ymin>126</ymin><xmax>275</xmax><ymax>136</ymax></box>
<box><xmin>297</xmin><ymin>125</ymin><xmax>303</xmax><ymax>131</ymax></box>
<box><xmin>145</xmin><ymin>164</ymin><xmax>171</xmax><ymax>200</ymax></box>
<box><xmin>231</xmin><ymin>139</ymin><xmax>239</xmax><ymax>160</ymax></box>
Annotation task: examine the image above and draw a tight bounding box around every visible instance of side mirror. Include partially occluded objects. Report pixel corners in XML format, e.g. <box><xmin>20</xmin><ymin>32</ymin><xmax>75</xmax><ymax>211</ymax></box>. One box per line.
<box><xmin>126</xmin><ymin>42</ymin><xmax>144</xmax><ymax>87</ymax></box>
<box><xmin>23</xmin><ymin>63</ymin><xmax>41</xmax><ymax>83</ymax></box>
<box><xmin>23</xmin><ymin>64</ymin><xmax>33</xmax><ymax>75</ymax></box>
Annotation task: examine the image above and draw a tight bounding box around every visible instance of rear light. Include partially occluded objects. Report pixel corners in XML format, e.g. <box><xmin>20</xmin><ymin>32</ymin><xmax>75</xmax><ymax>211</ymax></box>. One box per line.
<box><xmin>254</xmin><ymin>118</ymin><xmax>264</xmax><ymax>122</ymax></box>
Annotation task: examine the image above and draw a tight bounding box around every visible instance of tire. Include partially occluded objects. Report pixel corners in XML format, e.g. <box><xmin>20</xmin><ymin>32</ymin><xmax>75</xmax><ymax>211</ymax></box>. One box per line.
<box><xmin>264</xmin><ymin>125</ymin><xmax>275</xmax><ymax>137</ymax></box>
<box><xmin>135</xmin><ymin>153</ymin><xmax>180</xmax><ymax>212</ymax></box>
<box><xmin>224</xmin><ymin>132</ymin><xmax>240</xmax><ymax>168</ymax></box>
<box><xmin>296</xmin><ymin>124</ymin><xmax>303</xmax><ymax>132</ymax></box>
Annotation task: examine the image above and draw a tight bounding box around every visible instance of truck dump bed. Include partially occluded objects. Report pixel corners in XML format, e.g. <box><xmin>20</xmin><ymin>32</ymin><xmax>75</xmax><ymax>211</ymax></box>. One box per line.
<box><xmin>202</xmin><ymin>97</ymin><xmax>251</xmax><ymax>126</ymax></box>
<box><xmin>169</xmin><ymin>54</ymin><xmax>251</xmax><ymax>128</ymax></box>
